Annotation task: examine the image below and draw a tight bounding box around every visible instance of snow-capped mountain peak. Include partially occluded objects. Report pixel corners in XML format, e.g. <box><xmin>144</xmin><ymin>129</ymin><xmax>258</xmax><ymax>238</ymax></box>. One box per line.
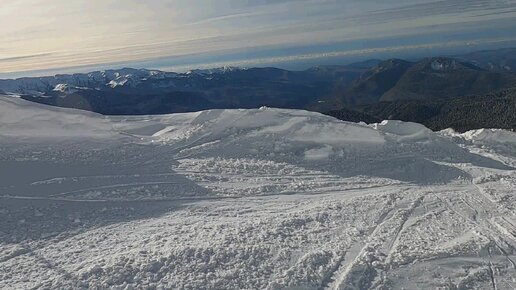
<box><xmin>187</xmin><ymin>66</ymin><xmax>244</xmax><ymax>75</ymax></box>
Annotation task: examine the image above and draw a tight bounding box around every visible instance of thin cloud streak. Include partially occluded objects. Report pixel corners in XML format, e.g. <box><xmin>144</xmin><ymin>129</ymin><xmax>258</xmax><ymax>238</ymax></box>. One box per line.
<box><xmin>0</xmin><ymin>0</ymin><xmax>515</xmax><ymax>75</ymax></box>
<box><xmin>0</xmin><ymin>53</ymin><xmax>53</xmax><ymax>63</ymax></box>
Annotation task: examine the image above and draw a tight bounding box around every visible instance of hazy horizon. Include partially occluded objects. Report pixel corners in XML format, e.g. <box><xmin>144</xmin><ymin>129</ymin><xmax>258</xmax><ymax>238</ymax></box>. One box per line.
<box><xmin>2</xmin><ymin>0</ymin><xmax>516</xmax><ymax>78</ymax></box>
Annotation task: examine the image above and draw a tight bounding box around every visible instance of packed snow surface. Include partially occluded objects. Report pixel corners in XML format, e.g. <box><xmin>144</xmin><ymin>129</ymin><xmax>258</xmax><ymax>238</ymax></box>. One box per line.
<box><xmin>1</xmin><ymin>95</ymin><xmax>516</xmax><ymax>289</ymax></box>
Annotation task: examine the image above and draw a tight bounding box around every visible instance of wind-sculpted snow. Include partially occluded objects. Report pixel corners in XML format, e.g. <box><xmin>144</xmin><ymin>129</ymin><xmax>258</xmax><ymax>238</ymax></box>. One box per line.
<box><xmin>0</xmin><ymin>95</ymin><xmax>515</xmax><ymax>289</ymax></box>
<box><xmin>0</xmin><ymin>96</ymin><xmax>114</xmax><ymax>139</ymax></box>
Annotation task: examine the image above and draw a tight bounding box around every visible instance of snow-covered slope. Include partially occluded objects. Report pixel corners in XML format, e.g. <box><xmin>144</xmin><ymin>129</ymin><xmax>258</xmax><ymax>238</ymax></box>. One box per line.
<box><xmin>0</xmin><ymin>96</ymin><xmax>113</xmax><ymax>139</ymax></box>
<box><xmin>1</xmin><ymin>95</ymin><xmax>515</xmax><ymax>289</ymax></box>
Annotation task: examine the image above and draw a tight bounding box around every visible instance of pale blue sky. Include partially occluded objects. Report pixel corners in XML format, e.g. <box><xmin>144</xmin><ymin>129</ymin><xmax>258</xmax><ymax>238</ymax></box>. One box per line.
<box><xmin>1</xmin><ymin>0</ymin><xmax>516</xmax><ymax>77</ymax></box>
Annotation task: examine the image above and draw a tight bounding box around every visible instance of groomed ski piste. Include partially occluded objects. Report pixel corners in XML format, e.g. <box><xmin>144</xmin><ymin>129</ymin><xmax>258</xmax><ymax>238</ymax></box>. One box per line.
<box><xmin>1</xmin><ymin>95</ymin><xmax>515</xmax><ymax>289</ymax></box>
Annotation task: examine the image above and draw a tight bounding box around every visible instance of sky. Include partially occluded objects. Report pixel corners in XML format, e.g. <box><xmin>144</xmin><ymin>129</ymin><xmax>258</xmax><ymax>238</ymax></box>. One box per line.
<box><xmin>1</xmin><ymin>0</ymin><xmax>516</xmax><ymax>78</ymax></box>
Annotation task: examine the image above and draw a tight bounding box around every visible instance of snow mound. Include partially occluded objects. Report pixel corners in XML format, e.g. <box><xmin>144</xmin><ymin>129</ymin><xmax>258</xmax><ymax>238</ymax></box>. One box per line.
<box><xmin>461</xmin><ymin>128</ymin><xmax>516</xmax><ymax>145</ymax></box>
<box><xmin>372</xmin><ymin>120</ymin><xmax>433</xmax><ymax>141</ymax></box>
<box><xmin>185</xmin><ymin>109</ymin><xmax>385</xmax><ymax>146</ymax></box>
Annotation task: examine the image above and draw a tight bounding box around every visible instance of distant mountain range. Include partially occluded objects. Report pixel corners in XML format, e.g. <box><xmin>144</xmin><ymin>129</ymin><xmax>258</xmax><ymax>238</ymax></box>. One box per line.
<box><xmin>1</xmin><ymin>47</ymin><xmax>515</xmax><ymax>131</ymax></box>
<box><xmin>314</xmin><ymin>51</ymin><xmax>516</xmax><ymax>110</ymax></box>
<box><xmin>0</xmin><ymin>65</ymin><xmax>367</xmax><ymax>115</ymax></box>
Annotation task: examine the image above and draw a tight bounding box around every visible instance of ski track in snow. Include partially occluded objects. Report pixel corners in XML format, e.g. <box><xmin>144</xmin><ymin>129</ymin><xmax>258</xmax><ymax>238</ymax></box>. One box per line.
<box><xmin>0</xmin><ymin>95</ymin><xmax>516</xmax><ymax>289</ymax></box>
